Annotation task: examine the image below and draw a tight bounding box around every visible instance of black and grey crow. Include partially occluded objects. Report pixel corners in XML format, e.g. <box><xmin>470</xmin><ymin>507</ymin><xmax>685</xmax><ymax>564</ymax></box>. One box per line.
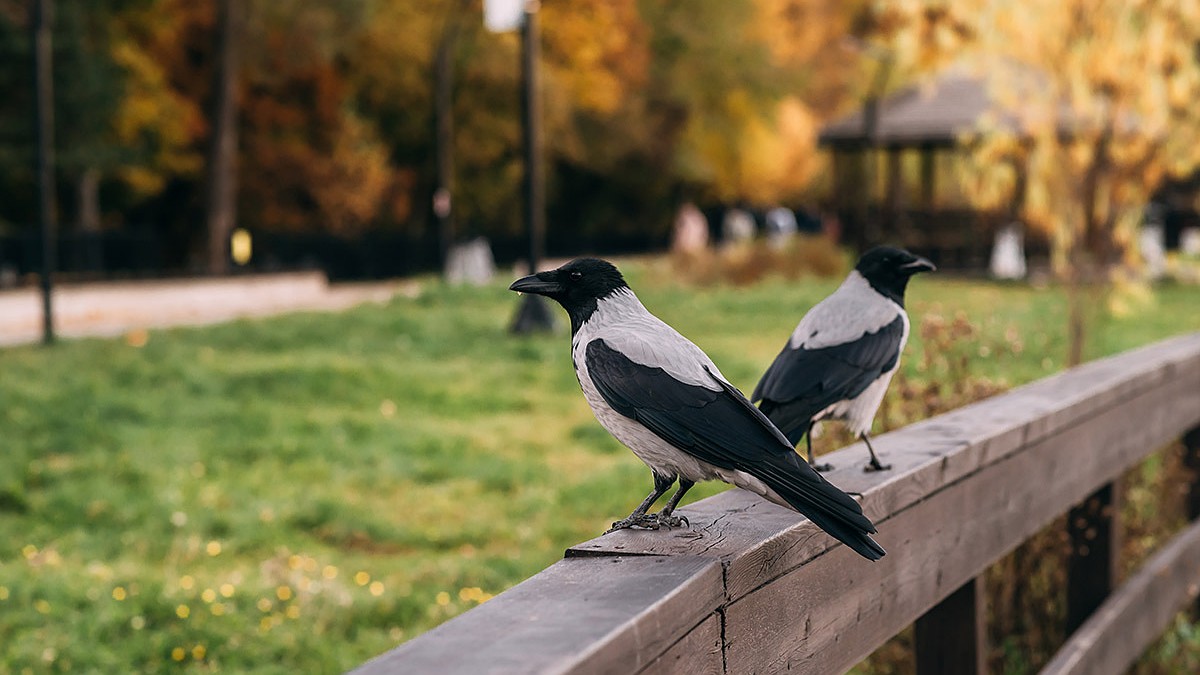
<box><xmin>752</xmin><ymin>246</ymin><xmax>935</xmax><ymax>472</ymax></box>
<box><xmin>510</xmin><ymin>258</ymin><xmax>886</xmax><ymax>561</ymax></box>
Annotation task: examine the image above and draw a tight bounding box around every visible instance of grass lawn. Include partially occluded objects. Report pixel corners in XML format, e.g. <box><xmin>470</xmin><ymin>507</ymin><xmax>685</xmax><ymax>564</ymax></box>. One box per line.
<box><xmin>2</xmin><ymin>257</ymin><xmax>1199</xmax><ymax>672</ymax></box>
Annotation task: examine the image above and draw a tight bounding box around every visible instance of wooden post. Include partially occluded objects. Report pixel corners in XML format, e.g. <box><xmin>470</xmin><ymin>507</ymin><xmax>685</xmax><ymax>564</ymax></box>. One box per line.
<box><xmin>920</xmin><ymin>144</ymin><xmax>936</xmax><ymax>212</ymax></box>
<box><xmin>915</xmin><ymin>576</ymin><xmax>987</xmax><ymax>675</ymax></box>
<box><xmin>885</xmin><ymin>146</ymin><xmax>903</xmax><ymax>236</ymax></box>
<box><xmin>1066</xmin><ymin>481</ymin><xmax>1122</xmax><ymax>634</ymax></box>
<box><xmin>1183</xmin><ymin>426</ymin><xmax>1200</xmax><ymax>619</ymax></box>
<box><xmin>1183</xmin><ymin>428</ymin><xmax>1200</xmax><ymax>520</ymax></box>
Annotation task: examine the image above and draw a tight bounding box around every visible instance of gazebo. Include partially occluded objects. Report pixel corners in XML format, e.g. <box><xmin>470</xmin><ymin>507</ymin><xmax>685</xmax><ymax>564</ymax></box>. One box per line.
<box><xmin>818</xmin><ymin>72</ymin><xmax>1043</xmax><ymax>269</ymax></box>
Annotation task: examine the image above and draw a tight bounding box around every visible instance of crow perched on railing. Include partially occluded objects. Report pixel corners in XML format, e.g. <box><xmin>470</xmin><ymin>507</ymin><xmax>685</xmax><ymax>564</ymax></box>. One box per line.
<box><xmin>510</xmin><ymin>257</ymin><xmax>885</xmax><ymax>561</ymax></box>
<box><xmin>753</xmin><ymin>246</ymin><xmax>935</xmax><ymax>472</ymax></box>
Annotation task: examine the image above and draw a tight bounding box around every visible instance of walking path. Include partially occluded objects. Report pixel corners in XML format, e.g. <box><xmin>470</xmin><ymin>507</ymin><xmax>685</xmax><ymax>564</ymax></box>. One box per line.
<box><xmin>0</xmin><ymin>271</ymin><xmax>414</xmax><ymax>347</ymax></box>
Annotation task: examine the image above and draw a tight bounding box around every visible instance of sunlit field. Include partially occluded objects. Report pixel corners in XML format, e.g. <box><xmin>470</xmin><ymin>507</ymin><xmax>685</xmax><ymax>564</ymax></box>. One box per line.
<box><xmin>3</xmin><ymin>258</ymin><xmax>1200</xmax><ymax>672</ymax></box>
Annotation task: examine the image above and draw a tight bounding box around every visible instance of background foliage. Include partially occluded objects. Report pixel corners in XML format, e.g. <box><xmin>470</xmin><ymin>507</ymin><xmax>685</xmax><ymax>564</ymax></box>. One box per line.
<box><xmin>0</xmin><ymin>0</ymin><xmax>874</xmax><ymax>265</ymax></box>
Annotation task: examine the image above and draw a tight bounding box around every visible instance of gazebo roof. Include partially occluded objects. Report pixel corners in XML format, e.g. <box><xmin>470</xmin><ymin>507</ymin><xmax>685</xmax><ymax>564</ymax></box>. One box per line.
<box><xmin>819</xmin><ymin>73</ymin><xmax>1020</xmax><ymax>148</ymax></box>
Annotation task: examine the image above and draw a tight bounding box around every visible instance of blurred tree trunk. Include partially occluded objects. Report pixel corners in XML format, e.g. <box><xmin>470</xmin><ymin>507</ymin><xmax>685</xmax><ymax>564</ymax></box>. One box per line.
<box><xmin>432</xmin><ymin>2</ymin><xmax>470</xmax><ymax>270</ymax></box>
<box><xmin>77</xmin><ymin>167</ymin><xmax>102</xmax><ymax>271</ymax></box>
<box><xmin>204</xmin><ymin>0</ymin><xmax>242</xmax><ymax>275</ymax></box>
<box><xmin>77</xmin><ymin>167</ymin><xmax>99</xmax><ymax>231</ymax></box>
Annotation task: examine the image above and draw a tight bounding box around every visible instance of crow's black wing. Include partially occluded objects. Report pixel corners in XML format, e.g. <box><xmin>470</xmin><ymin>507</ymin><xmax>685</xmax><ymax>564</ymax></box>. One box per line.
<box><xmin>585</xmin><ymin>338</ymin><xmax>885</xmax><ymax>560</ymax></box>
<box><xmin>752</xmin><ymin>315</ymin><xmax>905</xmax><ymax>440</ymax></box>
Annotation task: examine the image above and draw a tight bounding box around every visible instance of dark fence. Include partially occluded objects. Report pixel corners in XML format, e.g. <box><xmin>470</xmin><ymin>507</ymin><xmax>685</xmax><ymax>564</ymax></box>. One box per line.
<box><xmin>0</xmin><ymin>228</ymin><xmax>164</xmax><ymax>279</ymax></box>
<box><xmin>0</xmin><ymin>228</ymin><xmax>443</xmax><ymax>282</ymax></box>
<box><xmin>353</xmin><ymin>333</ymin><xmax>1200</xmax><ymax>674</ymax></box>
<box><xmin>838</xmin><ymin>206</ymin><xmax>1054</xmax><ymax>272</ymax></box>
<box><xmin>0</xmin><ymin>225</ymin><xmax>671</xmax><ymax>283</ymax></box>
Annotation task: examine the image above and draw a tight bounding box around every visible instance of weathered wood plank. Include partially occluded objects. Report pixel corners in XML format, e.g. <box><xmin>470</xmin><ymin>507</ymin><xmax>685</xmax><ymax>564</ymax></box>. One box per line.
<box><xmin>351</xmin><ymin>556</ymin><xmax>722</xmax><ymax>675</ymax></box>
<box><xmin>914</xmin><ymin>577</ymin><xmax>986</xmax><ymax>675</ymax></box>
<box><xmin>1039</xmin><ymin>518</ymin><xmax>1200</xmax><ymax>675</ymax></box>
<box><xmin>1065</xmin><ymin>482</ymin><xmax>1121</xmax><ymax>633</ymax></box>
<box><xmin>722</xmin><ymin>367</ymin><xmax>1200</xmax><ymax>675</ymax></box>
<box><xmin>364</xmin><ymin>333</ymin><xmax>1200</xmax><ymax>674</ymax></box>
<box><xmin>636</xmin><ymin>613</ymin><xmax>723</xmax><ymax>675</ymax></box>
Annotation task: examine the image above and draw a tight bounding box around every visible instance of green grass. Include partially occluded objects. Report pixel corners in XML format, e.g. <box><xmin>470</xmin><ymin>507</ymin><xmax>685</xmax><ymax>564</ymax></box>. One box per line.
<box><xmin>1</xmin><ymin>259</ymin><xmax>1199</xmax><ymax>672</ymax></box>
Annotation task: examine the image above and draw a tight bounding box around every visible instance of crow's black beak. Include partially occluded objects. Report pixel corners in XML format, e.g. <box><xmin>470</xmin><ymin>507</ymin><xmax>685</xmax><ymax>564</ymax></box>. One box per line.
<box><xmin>900</xmin><ymin>256</ymin><xmax>936</xmax><ymax>274</ymax></box>
<box><xmin>509</xmin><ymin>273</ymin><xmax>562</xmax><ymax>296</ymax></box>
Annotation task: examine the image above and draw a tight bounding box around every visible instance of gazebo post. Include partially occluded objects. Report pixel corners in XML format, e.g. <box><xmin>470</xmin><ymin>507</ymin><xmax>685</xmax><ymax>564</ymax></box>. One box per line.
<box><xmin>885</xmin><ymin>145</ymin><xmax>904</xmax><ymax>239</ymax></box>
<box><xmin>920</xmin><ymin>144</ymin><xmax>936</xmax><ymax>212</ymax></box>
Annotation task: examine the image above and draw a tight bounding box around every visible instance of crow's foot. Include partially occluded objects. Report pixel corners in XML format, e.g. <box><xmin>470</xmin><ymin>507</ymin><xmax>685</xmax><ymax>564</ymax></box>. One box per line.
<box><xmin>607</xmin><ymin>512</ymin><xmax>690</xmax><ymax>533</ymax></box>
<box><xmin>811</xmin><ymin>462</ymin><xmax>834</xmax><ymax>472</ymax></box>
<box><xmin>863</xmin><ymin>460</ymin><xmax>892</xmax><ymax>472</ymax></box>
<box><xmin>607</xmin><ymin>513</ymin><xmax>660</xmax><ymax>532</ymax></box>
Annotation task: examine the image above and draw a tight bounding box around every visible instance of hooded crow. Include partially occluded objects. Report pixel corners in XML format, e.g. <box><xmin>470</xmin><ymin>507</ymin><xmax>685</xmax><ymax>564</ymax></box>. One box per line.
<box><xmin>752</xmin><ymin>246</ymin><xmax>935</xmax><ymax>472</ymax></box>
<box><xmin>510</xmin><ymin>258</ymin><xmax>885</xmax><ymax>561</ymax></box>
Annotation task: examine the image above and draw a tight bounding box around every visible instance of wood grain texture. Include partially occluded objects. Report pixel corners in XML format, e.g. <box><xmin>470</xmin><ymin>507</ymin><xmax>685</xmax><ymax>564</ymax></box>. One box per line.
<box><xmin>351</xmin><ymin>556</ymin><xmax>721</xmax><ymax>675</ymax></box>
<box><xmin>1040</xmin><ymin>519</ymin><xmax>1200</xmax><ymax>675</ymax></box>
<box><xmin>358</xmin><ymin>333</ymin><xmax>1200</xmax><ymax>674</ymax></box>
<box><xmin>637</xmin><ymin>613</ymin><xmax>723</xmax><ymax>675</ymax></box>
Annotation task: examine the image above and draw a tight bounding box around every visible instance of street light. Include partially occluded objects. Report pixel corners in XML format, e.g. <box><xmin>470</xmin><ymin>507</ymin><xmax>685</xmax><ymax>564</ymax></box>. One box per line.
<box><xmin>487</xmin><ymin>0</ymin><xmax>554</xmax><ymax>333</ymax></box>
<box><xmin>32</xmin><ymin>0</ymin><xmax>57</xmax><ymax>344</ymax></box>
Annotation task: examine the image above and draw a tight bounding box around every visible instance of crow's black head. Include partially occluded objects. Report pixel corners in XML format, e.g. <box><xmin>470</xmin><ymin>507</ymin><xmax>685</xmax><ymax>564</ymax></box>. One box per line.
<box><xmin>854</xmin><ymin>246</ymin><xmax>935</xmax><ymax>306</ymax></box>
<box><xmin>509</xmin><ymin>258</ymin><xmax>629</xmax><ymax>332</ymax></box>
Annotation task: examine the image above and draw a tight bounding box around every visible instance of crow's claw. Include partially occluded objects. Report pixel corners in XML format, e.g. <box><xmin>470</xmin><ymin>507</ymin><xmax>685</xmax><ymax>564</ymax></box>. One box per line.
<box><xmin>657</xmin><ymin>513</ymin><xmax>689</xmax><ymax>529</ymax></box>
<box><xmin>607</xmin><ymin>512</ymin><xmax>691</xmax><ymax>533</ymax></box>
<box><xmin>863</xmin><ymin>461</ymin><xmax>892</xmax><ymax>473</ymax></box>
<box><xmin>607</xmin><ymin>512</ymin><xmax>662</xmax><ymax>533</ymax></box>
<box><xmin>812</xmin><ymin>462</ymin><xmax>835</xmax><ymax>472</ymax></box>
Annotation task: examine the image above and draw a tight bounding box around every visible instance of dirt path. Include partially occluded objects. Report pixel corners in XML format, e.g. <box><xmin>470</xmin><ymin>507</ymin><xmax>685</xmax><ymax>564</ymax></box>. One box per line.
<box><xmin>0</xmin><ymin>271</ymin><xmax>416</xmax><ymax>347</ymax></box>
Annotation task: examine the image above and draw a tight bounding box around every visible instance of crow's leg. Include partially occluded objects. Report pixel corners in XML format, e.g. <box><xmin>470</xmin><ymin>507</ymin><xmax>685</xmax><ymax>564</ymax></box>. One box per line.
<box><xmin>652</xmin><ymin>478</ymin><xmax>695</xmax><ymax>529</ymax></box>
<box><xmin>861</xmin><ymin>432</ymin><xmax>892</xmax><ymax>472</ymax></box>
<box><xmin>607</xmin><ymin>472</ymin><xmax>675</xmax><ymax>533</ymax></box>
<box><xmin>807</xmin><ymin>422</ymin><xmax>834</xmax><ymax>472</ymax></box>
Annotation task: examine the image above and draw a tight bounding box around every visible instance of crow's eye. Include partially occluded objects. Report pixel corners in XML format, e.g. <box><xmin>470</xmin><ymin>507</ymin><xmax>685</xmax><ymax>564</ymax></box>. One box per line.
<box><xmin>569</xmin><ymin>271</ymin><xmax>582</xmax><ymax>281</ymax></box>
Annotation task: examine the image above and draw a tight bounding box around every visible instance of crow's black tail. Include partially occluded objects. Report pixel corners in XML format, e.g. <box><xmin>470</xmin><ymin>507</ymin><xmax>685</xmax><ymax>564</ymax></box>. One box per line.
<box><xmin>703</xmin><ymin>376</ymin><xmax>880</xmax><ymax>558</ymax></box>
<box><xmin>750</xmin><ymin>452</ymin><xmax>886</xmax><ymax>561</ymax></box>
<box><xmin>757</xmin><ymin>399</ymin><xmax>817</xmax><ymax>447</ymax></box>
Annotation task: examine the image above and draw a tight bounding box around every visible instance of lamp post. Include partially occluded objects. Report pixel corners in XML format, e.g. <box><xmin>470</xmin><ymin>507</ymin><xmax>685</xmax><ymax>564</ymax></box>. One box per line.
<box><xmin>508</xmin><ymin>0</ymin><xmax>554</xmax><ymax>333</ymax></box>
<box><xmin>32</xmin><ymin>0</ymin><xmax>56</xmax><ymax>344</ymax></box>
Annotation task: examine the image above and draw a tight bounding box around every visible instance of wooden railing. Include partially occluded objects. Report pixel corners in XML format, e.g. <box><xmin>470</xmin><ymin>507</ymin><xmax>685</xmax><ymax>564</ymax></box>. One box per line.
<box><xmin>353</xmin><ymin>333</ymin><xmax>1200</xmax><ymax>675</ymax></box>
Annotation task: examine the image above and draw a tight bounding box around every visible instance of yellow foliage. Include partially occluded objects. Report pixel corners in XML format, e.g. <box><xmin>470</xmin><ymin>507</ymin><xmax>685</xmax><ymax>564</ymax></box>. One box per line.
<box><xmin>741</xmin><ymin>97</ymin><xmax>821</xmax><ymax>203</ymax></box>
<box><xmin>542</xmin><ymin>0</ymin><xmax>648</xmax><ymax>115</ymax></box>
<box><xmin>109</xmin><ymin>15</ymin><xmax>204</xmax><ymax>195</ymax></box>
<box><xmin>752</xmin><ymin>0</ymin><xmax>862</xmax><ymax>67</ymax></box>
<box><xmin>681</xmin><ymin>92</ymin><xmax>823</xmax><ymax>204</ymax></box>
<box><xmin>876</xmin><ymin>0</ymin><xmax>1200</xmax><ymax>277</ymax></box>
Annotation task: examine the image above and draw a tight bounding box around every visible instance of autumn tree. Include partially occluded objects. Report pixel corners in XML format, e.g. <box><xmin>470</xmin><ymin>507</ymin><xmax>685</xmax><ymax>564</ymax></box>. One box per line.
<box><xmin>873</xmin><ymin>0</ymin><xmax>1200</xmax><ymax>363</ymax></box>
<box><xmin>0</xmin><ymin>0</ymin><xmax>890</xmax><ymax>273</ymax></box>
<box><xmin>0</xmin><ymin>0</ymin><xmax>168</xmax><ymax>237</ymax></box>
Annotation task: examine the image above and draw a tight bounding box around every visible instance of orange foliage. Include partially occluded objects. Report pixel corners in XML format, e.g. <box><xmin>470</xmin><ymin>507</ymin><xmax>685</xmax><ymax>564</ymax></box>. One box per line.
<box><xmin>541</xmin><ymin>0</ymin><xmax>649</xmax><ymax>115</ymax></box>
